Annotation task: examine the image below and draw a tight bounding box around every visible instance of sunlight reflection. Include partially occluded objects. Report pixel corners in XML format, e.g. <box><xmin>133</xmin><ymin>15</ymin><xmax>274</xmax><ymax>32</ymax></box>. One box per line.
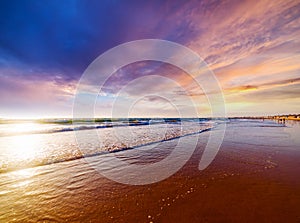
<box><xmin>11</xmin><ymin>134</ymin><xmax>41</xmax><ymax>161</ymax></box>
<box><xmin>0</xmin><ymin>122</ymin><xmax>45</xmax><ymax>163</ymax></box>
<box><xmin>13</xmin><ymin>168</ymin><xmax>36</xmax><ymax>179</ymax></box>
<box><xmin>11</xmin><ymin>168</ymin><xmax>36</xmax><ymax>188</ymax></box>
<box><xmin>6</xmin><ymin>122</ymin><xmax>42</xmax><ymax>135</ymax></box>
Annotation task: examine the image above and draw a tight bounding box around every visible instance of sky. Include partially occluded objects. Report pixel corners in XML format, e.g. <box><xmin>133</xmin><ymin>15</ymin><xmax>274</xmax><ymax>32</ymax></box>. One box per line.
<box><xmin>0</xmin><ymin>0</ymin><xmax>299</xmax><ymax>118</ymax></box>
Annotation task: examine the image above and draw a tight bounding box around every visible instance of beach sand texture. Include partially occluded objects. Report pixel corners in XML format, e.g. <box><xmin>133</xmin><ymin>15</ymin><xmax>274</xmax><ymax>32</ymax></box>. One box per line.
<box><xmin>0</xmin><ymin>119</ymin><xmax>300</xmax><ymax>222</ymax></box>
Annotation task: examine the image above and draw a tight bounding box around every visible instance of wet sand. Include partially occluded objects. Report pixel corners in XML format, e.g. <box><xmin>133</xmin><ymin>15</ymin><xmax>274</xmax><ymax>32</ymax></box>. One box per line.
<box><xmin>1</xmin><ymin>120</ymin><xmax>300</xmax><ymax>222</ymax></box>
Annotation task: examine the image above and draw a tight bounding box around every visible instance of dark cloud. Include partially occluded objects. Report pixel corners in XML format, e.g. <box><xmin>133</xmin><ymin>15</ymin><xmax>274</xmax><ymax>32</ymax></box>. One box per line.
<box><xmin>0</xmin><ymin>0</ymin><xmax>187</xmax><ymax>80</ymax></box>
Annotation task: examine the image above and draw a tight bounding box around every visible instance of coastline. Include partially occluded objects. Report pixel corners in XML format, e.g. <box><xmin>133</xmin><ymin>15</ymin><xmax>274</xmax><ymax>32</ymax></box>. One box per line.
<box><xmin>229</xmin><ymin>114</ymin><xmax>300</xmax><ymax>122</ymax></box>
<box><xmin>0</xmin><ymin>119</ymin><xmax>300</xmax><ymax>222</ymax></box>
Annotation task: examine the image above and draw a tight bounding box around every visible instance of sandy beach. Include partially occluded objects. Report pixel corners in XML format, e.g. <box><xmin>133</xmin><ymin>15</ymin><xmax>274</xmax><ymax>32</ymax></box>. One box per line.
<box><xmin>0</xmin><ymin>119</ymin><xmax>300</xmax><ymax>222</ymax></box>
<box><xmin>1</xmin><ymin>0</ymin><xmax>300</xmax><ymax>222</ymax></box>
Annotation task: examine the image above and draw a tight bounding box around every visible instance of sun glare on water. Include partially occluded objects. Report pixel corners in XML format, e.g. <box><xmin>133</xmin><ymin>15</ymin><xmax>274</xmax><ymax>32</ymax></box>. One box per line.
<box><xmin>11</xmin><ymin>122</ymin><xmax>42</xmax><ymax>135</ymax></box>
<box><xmin>2</xmin><ymin>122</ymin><xmax>44</xmax><ymax>162</ymax></box>
<box><xmin>12</xmin><ymin>134</ymin><xmax>41</xmax><ymax>160</ymax></box>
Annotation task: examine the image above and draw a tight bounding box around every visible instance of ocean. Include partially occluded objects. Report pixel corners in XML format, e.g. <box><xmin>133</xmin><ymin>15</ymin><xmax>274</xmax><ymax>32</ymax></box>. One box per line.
<box><xmin>0</xmin><ymin>118</ymin><xmax>299</xmax><ymax>222</ymax></box>
<box><xmin>0</xmin><ymin>118</ymin><xmax>216</xmax><ymax>173</ymax></box>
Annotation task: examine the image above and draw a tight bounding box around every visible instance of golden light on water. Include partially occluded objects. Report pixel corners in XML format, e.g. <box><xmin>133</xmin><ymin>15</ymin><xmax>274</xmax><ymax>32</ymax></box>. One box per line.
<box><xmin>11</xmin><ymin>134</ymin><xmax>40</xmax><ymax>161</ymax></box>
<box><xmin>13</xmin><ymin>168</ymin><xmax>36</xmax><ymax>178</ymax></box>
<box><xmin>11</xmin><ymin>168</ymin><xmax>37</xmax><ymax>188</ymax></box>
<box><xmin>2</xmin><ymin>123</ymin><xmax>44</xmax><ymax>162</ymax></box>
<box><xmin>8</xmin><ymin>122</ymin><xmax>42</xmax><ymax>135</ymax></box>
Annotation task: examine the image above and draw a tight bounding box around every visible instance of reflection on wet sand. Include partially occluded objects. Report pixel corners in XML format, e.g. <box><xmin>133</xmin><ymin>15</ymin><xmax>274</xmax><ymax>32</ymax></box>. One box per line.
<box><xmin>0</xmin><ymin>119</ymin><xmax>300</xmax><ymax>222</ymax></box>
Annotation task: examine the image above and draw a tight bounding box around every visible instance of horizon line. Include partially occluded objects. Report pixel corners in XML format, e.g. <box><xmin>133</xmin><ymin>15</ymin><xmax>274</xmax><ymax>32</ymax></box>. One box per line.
<box><xmin>1</xmin><ymin>114</ymin><xmax>299</xmax><ymax>121</ymax></box>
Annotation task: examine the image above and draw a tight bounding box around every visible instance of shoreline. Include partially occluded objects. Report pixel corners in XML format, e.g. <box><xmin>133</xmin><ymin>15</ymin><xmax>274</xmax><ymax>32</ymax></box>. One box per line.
<box><xmin>0</xmin><ymin>119</ymin><xmax>300</xmax><ymax>222</ymax></box>
<box><xmin>229</xmin><ymin>115</ymin><xmax>300</xmax><ymax>122</ymax></box>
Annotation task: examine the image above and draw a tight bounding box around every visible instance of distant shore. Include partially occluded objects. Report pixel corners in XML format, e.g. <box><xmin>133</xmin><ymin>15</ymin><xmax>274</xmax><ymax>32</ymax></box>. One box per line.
<box><xmin>229</xmin><ymin>114</ymin><xmax>300</xmax><ymax>122</ymax></box>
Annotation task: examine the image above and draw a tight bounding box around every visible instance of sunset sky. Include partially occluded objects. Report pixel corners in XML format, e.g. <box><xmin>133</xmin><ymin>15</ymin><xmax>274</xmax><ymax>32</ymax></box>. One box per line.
<box><xmin>0</xmin><ymin>0</ymin><xmax>299</xmax><ymax>118</ymax></box>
